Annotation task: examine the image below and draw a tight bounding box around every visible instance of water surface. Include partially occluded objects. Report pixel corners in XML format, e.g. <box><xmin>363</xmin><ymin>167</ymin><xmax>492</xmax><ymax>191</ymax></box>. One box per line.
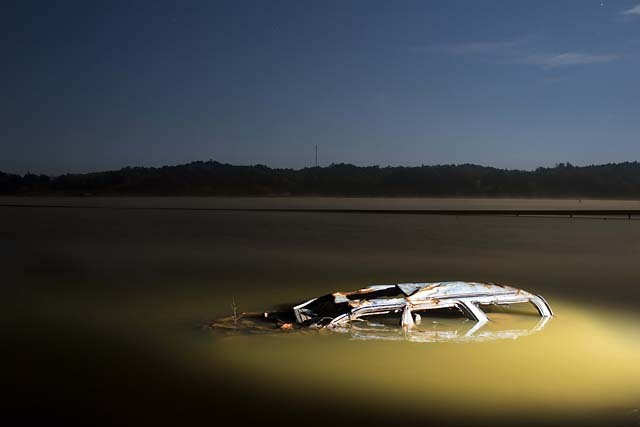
<box><xmin>3</xmin><ymin>197</ymin><xmax>640</xmax><ymax>425</ymax></box>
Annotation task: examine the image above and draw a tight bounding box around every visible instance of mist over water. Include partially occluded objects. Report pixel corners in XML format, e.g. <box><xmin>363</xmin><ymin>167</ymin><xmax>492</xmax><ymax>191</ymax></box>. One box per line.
<box><xmin>3</xmin><ymin>197</ymin><xmax>640</xmax><ymax>426</ymax></box>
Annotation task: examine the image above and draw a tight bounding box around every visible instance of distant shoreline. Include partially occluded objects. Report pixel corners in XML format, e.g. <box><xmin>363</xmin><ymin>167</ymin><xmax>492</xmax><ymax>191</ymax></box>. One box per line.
<box><xmin>2</xmin><ymin>202</ymin><xmax>640</xmax><ymax>218</ymax></box>
<box><xmin>2</xmin><ymin>194</ymin><xmax>640</xmax><ymax>201</ymax></box>
<box><xmin>2</xmin><ymin>195</ymin><xmax>640</xmax><ymax>216</ymax></box>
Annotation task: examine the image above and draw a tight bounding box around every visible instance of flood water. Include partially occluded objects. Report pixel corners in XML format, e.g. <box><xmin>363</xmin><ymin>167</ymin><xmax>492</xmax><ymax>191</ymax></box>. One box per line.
<box><xmin>3</xmin><ymin>197</ymin><xmax>640</xmax><ymax>426</ymax></box>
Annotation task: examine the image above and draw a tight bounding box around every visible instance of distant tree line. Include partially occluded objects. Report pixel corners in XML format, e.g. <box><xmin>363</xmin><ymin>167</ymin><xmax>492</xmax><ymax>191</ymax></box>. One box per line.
<box><xmin>3</xmin><ymin>160</ymin><xmax>640</xmax><ymax>197</ymax></box>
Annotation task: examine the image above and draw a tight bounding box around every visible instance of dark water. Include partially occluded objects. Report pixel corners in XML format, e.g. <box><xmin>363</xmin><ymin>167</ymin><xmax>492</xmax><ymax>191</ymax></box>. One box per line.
<box><xmin>3</xmin><ymin>197</ymin><xmax>640</xmax><ymax>426</ymax></box>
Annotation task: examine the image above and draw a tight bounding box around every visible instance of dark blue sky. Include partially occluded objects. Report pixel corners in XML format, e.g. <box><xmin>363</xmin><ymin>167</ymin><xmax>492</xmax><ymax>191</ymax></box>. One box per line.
<box><xmin>3</xmin><ymin>0</ymin><xmax>640</xmax><ymax>174</ymax></box>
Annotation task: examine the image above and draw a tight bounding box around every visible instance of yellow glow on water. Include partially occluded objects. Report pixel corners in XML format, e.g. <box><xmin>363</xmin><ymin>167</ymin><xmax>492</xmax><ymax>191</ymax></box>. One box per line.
<box><xmin>211</xmin><ymin>301</ymin><xmax>640</xmax><ymax>418</ymax></box>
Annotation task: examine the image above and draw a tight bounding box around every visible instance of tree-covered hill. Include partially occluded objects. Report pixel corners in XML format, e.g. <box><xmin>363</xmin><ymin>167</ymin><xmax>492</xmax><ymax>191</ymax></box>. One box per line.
<box><xmin>3</xmin><ymin>160</ymin><xmax>640</xmax><ymax>197</ymax></box>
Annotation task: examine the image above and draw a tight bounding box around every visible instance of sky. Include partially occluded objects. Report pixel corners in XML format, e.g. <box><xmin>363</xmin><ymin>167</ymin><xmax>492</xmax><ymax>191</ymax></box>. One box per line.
<box><xmin>2</xmin><ymin>0</ymin><xmax>640</xmax><ymax>175</ymax></box>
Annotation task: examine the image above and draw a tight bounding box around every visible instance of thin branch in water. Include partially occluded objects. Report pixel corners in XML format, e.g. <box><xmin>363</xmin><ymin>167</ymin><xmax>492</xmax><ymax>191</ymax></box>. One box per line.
<box><xmin>231</xmin><ymin>298</ymin><xmax>238</xmax><ymax>325</ymax></box>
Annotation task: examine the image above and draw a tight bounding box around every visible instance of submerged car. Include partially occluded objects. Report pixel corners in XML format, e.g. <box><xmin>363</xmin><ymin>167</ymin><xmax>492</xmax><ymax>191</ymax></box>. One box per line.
<box><xmin>210</xmin><ymin>281</ymin><xmax>553</xmax><ymax>342</ymax></box>
<box><xmin>293</xmin><ymin>281</ymin><xmax>553</xmax><ymax>328</ymax></box>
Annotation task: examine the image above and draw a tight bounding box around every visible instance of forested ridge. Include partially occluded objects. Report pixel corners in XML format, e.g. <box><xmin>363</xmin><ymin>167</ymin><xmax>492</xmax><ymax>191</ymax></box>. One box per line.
<box><xmin>3</xmin><ymin>160</ymin><xmax>640</xmax><ymax>197</ymax></box>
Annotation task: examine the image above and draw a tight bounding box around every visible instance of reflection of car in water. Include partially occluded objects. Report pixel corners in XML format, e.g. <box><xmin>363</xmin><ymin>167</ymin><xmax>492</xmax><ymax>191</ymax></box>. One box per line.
<box><xmin>339</xmin><ymin>309</ymin><xmax>551</xmax><ymax>343</ymax></box>
<box><xmin>210</xmin><ymin>282</ymin><xmax>553</xmax><ymax>342</ymax></box>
